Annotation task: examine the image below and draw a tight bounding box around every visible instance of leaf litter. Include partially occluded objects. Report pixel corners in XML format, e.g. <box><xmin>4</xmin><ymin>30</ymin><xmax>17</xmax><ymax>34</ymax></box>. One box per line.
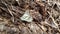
<box><xmin>0</xmin><ymin>0</ymin><xmax>60</xmax><ymax>34</ymax></box>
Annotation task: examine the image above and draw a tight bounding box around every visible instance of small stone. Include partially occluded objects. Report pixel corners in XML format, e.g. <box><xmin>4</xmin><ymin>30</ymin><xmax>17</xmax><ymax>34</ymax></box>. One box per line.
<box><xmin>20</xmin><ymin>10</ymin><xmax>33</xmax><ymax>22</ymax></box>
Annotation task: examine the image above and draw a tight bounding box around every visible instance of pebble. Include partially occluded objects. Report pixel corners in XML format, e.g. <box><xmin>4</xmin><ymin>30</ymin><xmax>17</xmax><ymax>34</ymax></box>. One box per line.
<box><xmin>20</xmin><ymin>10</ymin><xmax>33</xmax><ymax>22</ymax></box>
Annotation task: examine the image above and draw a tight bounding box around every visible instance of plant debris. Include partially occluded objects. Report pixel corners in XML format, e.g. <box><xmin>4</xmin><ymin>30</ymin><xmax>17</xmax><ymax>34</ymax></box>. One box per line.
<box><xmin>0</xmin><ymin>0</ymin><xmax>60</xmax><ymax>34</ymax></box>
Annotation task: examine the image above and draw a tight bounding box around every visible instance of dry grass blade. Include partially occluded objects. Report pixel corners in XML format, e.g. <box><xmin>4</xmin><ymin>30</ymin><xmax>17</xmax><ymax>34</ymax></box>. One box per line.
<box><xmin>47</xmin><ymin>11</ymin><xmax>58</xmax><ymax>28</ymax></box>
<box><xmin>0</xmin><ymin>0</ymin><xmax>60</xmax><ymax>34</ymax></box>
<box><xmin>8</xmin><ymin>9</ymin><xmax>13</xmax><ymax>16</ymax></box>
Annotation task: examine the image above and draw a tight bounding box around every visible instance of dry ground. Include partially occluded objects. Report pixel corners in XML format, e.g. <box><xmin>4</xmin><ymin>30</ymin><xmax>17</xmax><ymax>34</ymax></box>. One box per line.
<box><xmin>0</xmin><ymin>0</ymin><xmax>60</xmax><ymax>34</ymax></box>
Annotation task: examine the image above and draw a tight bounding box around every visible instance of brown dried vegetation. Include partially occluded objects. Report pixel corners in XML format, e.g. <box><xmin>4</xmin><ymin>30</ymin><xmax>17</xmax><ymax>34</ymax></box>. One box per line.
<box><xmin>0</xmin><ymin>0</ymin><xmax>60</xmax><ymax>34</ymax></box>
